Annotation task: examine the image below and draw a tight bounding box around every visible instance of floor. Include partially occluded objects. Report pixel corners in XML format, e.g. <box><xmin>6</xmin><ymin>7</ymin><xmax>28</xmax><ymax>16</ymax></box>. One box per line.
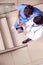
<box><xmin>0</xmin><ymin>36</ymin><xmax>43</xmax><ymax>65</ymax></box>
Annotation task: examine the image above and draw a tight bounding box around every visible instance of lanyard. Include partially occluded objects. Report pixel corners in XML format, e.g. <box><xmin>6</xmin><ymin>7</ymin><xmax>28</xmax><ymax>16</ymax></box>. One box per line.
<box><xmin>31</xmin><ymin>24</ymin><xmax>43</xmax><ymax>33</ymax></box>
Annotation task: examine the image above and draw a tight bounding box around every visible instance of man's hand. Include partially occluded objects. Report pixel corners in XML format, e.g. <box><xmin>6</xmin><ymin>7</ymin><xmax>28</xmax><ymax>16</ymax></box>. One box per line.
<box><xmin>19</xmin><ymin>23</ymin><xmax>26</xmax><ymax>27</ymax></box>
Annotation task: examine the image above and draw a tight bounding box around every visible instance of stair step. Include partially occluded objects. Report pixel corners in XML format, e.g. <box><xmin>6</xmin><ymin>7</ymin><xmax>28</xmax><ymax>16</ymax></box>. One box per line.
<box><xmin>0</xmin><ymin>31</ymin><xmax>5</xmax><ymax>51</ymax></box>
<box><xmin>0</xmin><ymin>17</ymin><xmax>14</xmax><ymax>49</ymax></box>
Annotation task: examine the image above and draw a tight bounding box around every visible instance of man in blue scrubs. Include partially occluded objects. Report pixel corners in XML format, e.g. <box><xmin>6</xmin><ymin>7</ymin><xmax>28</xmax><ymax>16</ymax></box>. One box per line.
<box><xmin>14</xmin><ymin>4</ymin><xmax>43</xmax><ymax>32</ymax></box>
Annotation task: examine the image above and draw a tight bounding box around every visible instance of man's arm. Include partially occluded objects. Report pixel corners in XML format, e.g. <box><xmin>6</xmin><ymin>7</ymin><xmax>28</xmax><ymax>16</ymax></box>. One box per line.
<box><xmin>17</xmin><ymin>10</ymin><xmax>26</xmax><ymax>27</ymax></box>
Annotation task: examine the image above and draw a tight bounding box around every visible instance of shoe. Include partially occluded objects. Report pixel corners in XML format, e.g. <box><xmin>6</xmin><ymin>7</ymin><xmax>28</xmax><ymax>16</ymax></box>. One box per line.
<box><xmin>11</xmin><ymin>26</ymin><xmax>14</xmax><ymax>30</ymax></box>
<box><xmin>16</xmin><ymin>27</ymin><xmax>23</xmax><ymax>30</ymax></box>
<box><xmin>22</xmin><ymin>38</ymin><xmax>31</xmax><ymax>44</ymax></box>
<box><xmin>16</xmin><ymin>27</ymin><xmax>23</xmax><ymax>33</ymax></box>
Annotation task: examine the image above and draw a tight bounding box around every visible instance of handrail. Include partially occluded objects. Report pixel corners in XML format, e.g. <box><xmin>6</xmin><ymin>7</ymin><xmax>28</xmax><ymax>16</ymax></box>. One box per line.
<box><xmin>0</xmin><ymin>3</ymin><xmax>15</xmax><ymax>6</ymax></box>
<box><xmin>0</xmin><ymin>2</ymin><xmax>43</xmax><ymax>17</ymax></box>
<box><xmin>33</xmin><ymin>2</ymin><xmax>43</xmax><ymax>6</ymax></box>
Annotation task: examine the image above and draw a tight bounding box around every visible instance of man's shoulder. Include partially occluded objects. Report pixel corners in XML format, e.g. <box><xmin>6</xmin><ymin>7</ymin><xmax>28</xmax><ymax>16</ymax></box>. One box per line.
<box><xmin>21</xmin><ymin>4</ymin><xmax>27</xmax><ymax>6</ymax></box>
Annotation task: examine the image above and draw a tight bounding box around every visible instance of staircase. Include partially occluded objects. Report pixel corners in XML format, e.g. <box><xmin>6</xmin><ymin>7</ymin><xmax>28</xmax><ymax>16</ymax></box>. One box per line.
<box><xmin>0</xmin><ymin>10</ymin><xmax>27</xmax><ymax>54</ymax></box>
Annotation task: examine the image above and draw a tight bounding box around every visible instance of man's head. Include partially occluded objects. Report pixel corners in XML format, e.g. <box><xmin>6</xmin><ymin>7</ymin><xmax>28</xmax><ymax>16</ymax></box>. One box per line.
<box><xmin>24</xmin><ymin>5</ymin><xmax>34</xmax><ymax>18</ymax></box>
<box><xmin>33</xmin><ymin>15</ymin><xmax>43</xmax><ymax>25</ymax></box>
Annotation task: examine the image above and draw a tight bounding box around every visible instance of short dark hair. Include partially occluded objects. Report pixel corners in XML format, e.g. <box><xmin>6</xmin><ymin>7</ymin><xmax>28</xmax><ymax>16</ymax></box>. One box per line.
<box><xmin>24</xmin><ymin>5</ymin><xmax>34</xmax><ymax>18</ymax></box>
<box><xmin>33</xmin><ymin>15</ymin><xmax>43</xmax><ymax>25</ymax></box>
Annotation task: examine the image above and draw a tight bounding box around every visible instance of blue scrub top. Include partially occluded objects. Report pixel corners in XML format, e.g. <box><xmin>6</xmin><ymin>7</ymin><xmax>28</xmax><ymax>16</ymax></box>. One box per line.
<box><xmin>14</xmin><ymin>4</ymin><xmax>43</xmax><ymax>28</ymax></box>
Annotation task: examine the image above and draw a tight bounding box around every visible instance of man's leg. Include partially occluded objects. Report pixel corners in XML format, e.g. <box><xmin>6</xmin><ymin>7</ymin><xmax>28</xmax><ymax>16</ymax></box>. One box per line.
<box><xmin>14</xmin><ymin>21</ymin><xmax>23</xmax><ymax>33</ymax></box>
<box><xmin>22</xmin><ymin>38</ymin><xmax>32</xmax><ymax>44</ymax></box>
